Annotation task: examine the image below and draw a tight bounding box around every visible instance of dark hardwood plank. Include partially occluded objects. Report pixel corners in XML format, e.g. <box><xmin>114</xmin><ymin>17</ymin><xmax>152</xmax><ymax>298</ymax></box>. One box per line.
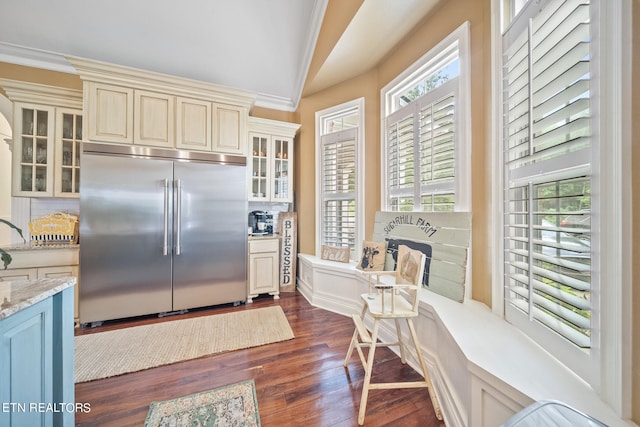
<box><xmin>75</xmin><ymin>291</ymin><xmax>445</xmax><ymax>427</ymax></box>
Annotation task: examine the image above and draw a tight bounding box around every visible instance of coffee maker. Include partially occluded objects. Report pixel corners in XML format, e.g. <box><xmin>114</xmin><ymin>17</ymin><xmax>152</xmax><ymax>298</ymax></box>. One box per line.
<box><xmin>248</xmin><ymin>210</ymin><xmax>273</xmax><ymax>235</ymax></box>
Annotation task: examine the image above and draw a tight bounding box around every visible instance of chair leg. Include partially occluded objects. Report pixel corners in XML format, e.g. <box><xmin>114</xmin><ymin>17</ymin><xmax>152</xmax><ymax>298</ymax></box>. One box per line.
<box><xmin>344</xmin><ymin>328</ymin><xmax>359</xmax><ymax>367</ymax></box>
<box><xmin>345</xmin><ymin>305</ymin><xmax>368</xmax><ymax>367</ymax></box>
<box><xmin>406</xmin><ymin>318</ymin><xmax>442</xmax><ymax>421</ymax></box>
<box><xmin>394</xmin><ymin>318</ymin><xmax>407</xmax><ymax>364</ymax></box>
<box><xmin>358</xmin><ymin>318</ymin><xmax>380</xmax><ymax>426</ymax></box>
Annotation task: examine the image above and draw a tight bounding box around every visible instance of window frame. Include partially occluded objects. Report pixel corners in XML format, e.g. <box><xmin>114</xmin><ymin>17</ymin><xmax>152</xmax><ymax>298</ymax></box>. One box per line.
<box><xmin>315</xmin><ymin>98</ymin><xmax>365</xmax><ymax>259</ymax></box>
<box><xmin>502</xmin><ymin>0</ymin><xmax>597</xmax><ymax>385</ymax></box>
<box><xmin>492</xmin><ymin>0</ymin><xmax>633</xmax><ymax>414</ymax></box>
<box><xmin>381</xmin><ymin>21</ymin><xmax>472</xmax><ymax>213</ymax></box>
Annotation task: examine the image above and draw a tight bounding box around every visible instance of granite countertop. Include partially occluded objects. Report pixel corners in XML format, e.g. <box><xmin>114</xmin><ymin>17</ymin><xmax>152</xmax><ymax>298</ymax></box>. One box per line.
<box><xmin>0</xmin><ymin>277</ymin><xmax>76</xmax><ymax>320</ymax></box>
<box><xmin>1</xmin><ymin>242</ymin><xmax>79</xmax><ymax>251</ymax></box>
<box><xmin>248</xmin><ymin>234</ymin><xmax>281</xmax><ymax>240</ymax></box>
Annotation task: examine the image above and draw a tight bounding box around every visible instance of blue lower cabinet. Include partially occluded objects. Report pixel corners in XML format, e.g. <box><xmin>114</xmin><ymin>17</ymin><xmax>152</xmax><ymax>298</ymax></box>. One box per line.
<box><xmin>0</xmin><ymin>286</ymin><xmax>75</xmax><ymax>427</ymax></box>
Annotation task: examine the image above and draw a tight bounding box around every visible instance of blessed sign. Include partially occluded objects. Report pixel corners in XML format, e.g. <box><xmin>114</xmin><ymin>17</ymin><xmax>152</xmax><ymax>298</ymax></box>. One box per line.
<box><xmin>278</xmin><ymin>212</ymin><xmax>297</xmax><ymax>292</ymax></box>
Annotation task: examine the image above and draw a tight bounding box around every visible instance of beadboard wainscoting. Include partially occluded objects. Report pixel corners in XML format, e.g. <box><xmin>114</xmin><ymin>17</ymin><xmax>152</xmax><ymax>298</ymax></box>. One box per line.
<box><xmin>297</xmin><ymin>254</ymin><xmax>627</xmax><ymax>427</ymax></box>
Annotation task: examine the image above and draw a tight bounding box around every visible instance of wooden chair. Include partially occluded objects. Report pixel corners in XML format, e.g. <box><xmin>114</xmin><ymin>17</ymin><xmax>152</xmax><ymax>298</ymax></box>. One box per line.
<box><xmin>344</xmin><ymin>244</ymin><xmax>442</xmax><ymax>425</ymax></box>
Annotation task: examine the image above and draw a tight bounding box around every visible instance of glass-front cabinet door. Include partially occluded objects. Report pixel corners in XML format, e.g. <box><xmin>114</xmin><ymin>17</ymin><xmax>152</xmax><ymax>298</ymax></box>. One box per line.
<box><xmin>13</xmin><ymin>103</ymin><xmax>55</xmax><ymax>197</ymax></box>
<box><xmin>55</xmin><ymin>109</ymin><xmax>82</xmax><ymax>197</ymax></box>
<box><xmin>272</xmin><ymin>137</ymin><xmax>292</xmax><ymax>202</ymax></box>
<box><xmin>247</xmin><ymin>117</ymin><xmax>299</xmax><ymax>203</ymax></box>
<box><xmin>249</xmin><ymin>133</ymin><xmax>269</xmax><ymax>200</ymax></box>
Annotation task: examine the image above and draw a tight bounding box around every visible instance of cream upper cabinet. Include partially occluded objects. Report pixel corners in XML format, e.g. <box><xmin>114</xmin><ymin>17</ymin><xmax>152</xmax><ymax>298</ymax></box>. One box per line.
<box><xmin>86</xmin><ymin>82</ymin><xmax>134</xmax><ymax>144</ymax></box>
<box><xmin>248</xmin><ymin>117</ymin><xmax>300</xmax><ymax>203</ymax></box>
<box><xmin>0</xmin><ymin>79</ymin><xmax>83</xmax><ymax>198</ymax></box>
<box><xmin>87</xmin><ymin>84</ymin><xmax>175</xmax><ymax>148</ymax></box>
<box><xmin>213</xmin><ymin>103</ymin><xmax>247</xmax><ymax>155</ymax></box>
<box><xmin>134</xmin><ymin>90</ymin><xmax>174</xmax><ymax>148</ymax></box>
<box><xmin>15</xmin><ymin>105</ymin><xmax>83</xmax><ymax>198</ymax></box>
<box><xmin>68</xmin><ymin>56</ymin><xmax>255</xmax><ymax>154</ymax></box>
<box><xmin>176</xmin><ymin>97</ymin><xmax>211</xmax><ymax>151</ymax></box>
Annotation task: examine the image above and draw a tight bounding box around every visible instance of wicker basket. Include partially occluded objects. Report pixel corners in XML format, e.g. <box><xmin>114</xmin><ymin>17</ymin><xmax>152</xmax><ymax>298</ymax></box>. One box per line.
<box><xmin>28</xmin><ymin>212</ymin><xmax>79</xmax><ymax>245</ymax></box>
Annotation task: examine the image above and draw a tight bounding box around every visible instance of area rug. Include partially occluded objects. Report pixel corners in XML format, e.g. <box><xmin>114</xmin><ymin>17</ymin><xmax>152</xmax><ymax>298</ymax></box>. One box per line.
<box><xmin>75</xmin><ymin>306</ymin><xmax>294</xmax><ymax>383</ymax></box>
<box><xmin>144</xmin><ymin>379</ymin><xmax>260</xmax><ymax>427</ymax></box>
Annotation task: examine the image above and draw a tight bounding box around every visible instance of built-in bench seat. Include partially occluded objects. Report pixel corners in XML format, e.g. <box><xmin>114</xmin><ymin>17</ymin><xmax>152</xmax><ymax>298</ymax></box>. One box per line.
<box><xmin>297</xmin><ymin>211</ymin><xmax>627</xmax><ymax>427</ymax></box>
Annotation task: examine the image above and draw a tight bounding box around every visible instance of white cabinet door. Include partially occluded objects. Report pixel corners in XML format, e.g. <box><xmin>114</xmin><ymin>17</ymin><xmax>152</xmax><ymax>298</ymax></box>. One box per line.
<box><xmin>247</xmin><ymin>239</ymin><xmax>280</xmax><ymax>303</ymax></box>
<box><xmin>134</xmin><ymin>90</ymin><xmax>174</xmax><ymax>148</ymax></box>
<box><xmin>213</xmin><ymin>103</ymin><xmax>247</xmax><ymax>155</ymax></box>
<box><xmin>176</xmin><ymin>97</ymin><xmax>212</xmax><ymax>151</ymax></box>
<box><xmin>87</xmin><ymin>82</ymin><xmax>134</xmax><ymax>144</ymax></box>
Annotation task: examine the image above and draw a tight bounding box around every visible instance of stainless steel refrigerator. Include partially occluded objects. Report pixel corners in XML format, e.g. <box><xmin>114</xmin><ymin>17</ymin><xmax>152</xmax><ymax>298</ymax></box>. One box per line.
<box><xmin>79</xmin><ymin>142</ymin><xmax>247</xmax><ymax>325</ymax></box>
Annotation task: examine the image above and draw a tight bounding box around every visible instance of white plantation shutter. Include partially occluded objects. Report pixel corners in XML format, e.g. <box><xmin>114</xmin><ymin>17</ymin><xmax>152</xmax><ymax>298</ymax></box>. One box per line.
<box><xmin>419</xmin><ymin>93</ymin><xmax>456</xmax><ymax>211</ymax></box>
<box><xmin>321</xmin><ymin>128</ymin><xmax>357</xmax><ymax>250</ymax></box>
<box><xmin>386</xmin><ymin>81</ymin><xmax>458</xmax><ymax>212</ymax></box>
<box><xmin>387</xmin><ymin>111</ymin><xmax>415</xmax><ymax>211</ymax></box>
<box><xmin>503</xmin><ymin>0</ymin><xmax>594</xmax><ymax>359</ymax></box>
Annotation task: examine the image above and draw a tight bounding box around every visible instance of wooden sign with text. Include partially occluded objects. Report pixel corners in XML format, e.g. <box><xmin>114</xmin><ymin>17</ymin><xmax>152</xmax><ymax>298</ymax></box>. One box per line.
<box><xmin>278</xmin><ymin>212</ymin><xmax>297</xmax><ymax>292</ymax></box>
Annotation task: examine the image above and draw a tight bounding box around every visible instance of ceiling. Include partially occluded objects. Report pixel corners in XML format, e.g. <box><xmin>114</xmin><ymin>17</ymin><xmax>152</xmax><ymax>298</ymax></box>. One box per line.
<box><xmin>0</xmin><ymin>0</ymin><xmax>439</xmax><ymax>112</ymax></box>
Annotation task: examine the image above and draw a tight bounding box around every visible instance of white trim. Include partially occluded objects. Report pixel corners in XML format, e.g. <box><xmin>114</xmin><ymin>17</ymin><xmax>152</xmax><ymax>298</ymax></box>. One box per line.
<box><xmin>253</xmin><ymin>92</ymin><xmax>297</xmax><ymax>112</ymax></box>
<box><xmin>314</xmin><ymin>98</ymin><xmax>365</xmax><ymax>257</ymax></box>
<box><xmin>596</xmin><ymin>0</ymin><xmax>633</xmax><ymax>417</ymax></box>
<box><xmin>0</xmin><ymin>43</ymin><xmax>77</xmax><ymax>75</ymax></box>
<box><xmin>380</xmin><ymin>22</ymin><xmax>472</xmax><ymax>212</ymax></box>
<box><xmin>0</xmin><ymin>79</ymin><xmax>83</xmax><ymax>109</ymax></box>
<box><xmin>493</xmin><ymin>0</ymin><xmax>633</xmax><ymax>415</ymax></box>
<box><xmin>455</xmin><ymin>22</ymin><xmax>472</xmax><ymax>213</ymax></box>
<box><xmin>491</xmin><ymin>0</ymin><xmax>505</xmax><ymax>316</ymax></box>
<box><xmin>289</xmin><ymin>0</ymin><xmax>328</xmax><ymax>111</ymax></box>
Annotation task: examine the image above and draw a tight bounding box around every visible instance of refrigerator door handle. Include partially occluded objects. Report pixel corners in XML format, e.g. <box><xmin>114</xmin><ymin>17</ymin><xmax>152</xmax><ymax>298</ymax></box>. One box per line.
<box><xmin>163</xmin><ymin>179</ymin><xmax>169</xmax><ymax>256</ymax></box>
<box><xmin>175</xmin><ymin>179</ymin><xmax>182</xmax><ymax>255</ymax></box>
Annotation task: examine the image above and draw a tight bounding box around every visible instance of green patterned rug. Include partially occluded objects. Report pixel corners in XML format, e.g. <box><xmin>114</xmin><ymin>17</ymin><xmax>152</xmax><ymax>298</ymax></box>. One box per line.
<box><xmin>144</xmin><ymin>379</ymin><xmax>260</xmax><ymax>427</ymax></box>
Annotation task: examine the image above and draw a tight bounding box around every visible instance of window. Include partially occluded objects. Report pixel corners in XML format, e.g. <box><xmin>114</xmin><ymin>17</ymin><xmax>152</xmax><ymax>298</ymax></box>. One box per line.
<box><xmin>502</xmin><ymin>0</ymin><xmax>597</xmax><ymax>385</ymax></box>
<box><xmin>316</xmin><ymin>99</ymin><xmax>364</xmax><ymax>259</ymax></box>
<box><xmin>382</xmin><ymin>23</ymin><xmax>471</xmax><ymax>212</ymax></box>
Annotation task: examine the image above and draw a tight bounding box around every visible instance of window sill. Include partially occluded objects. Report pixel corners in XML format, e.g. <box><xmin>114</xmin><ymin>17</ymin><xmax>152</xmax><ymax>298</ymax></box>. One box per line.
<box><xmin>417</xmin><ymin>290</ymin><xmax>626</xmax><ymax>426</ymax></box>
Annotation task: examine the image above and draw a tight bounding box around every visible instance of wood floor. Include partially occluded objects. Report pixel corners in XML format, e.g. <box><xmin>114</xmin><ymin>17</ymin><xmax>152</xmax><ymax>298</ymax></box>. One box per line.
<box><xmin>74</xmin><ymin>290</ymin><xmax>445</xmax><ymax>427</ymax></box>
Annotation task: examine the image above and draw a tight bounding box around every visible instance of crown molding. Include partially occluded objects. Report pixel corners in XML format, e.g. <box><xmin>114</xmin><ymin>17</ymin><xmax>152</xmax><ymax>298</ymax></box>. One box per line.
<box><xmin>290</xmin><ymin>0</ymin><xmax>328</xmax><ymax>112</ymax></box>
<box><xmin>248</xmin><ymin>116</ymin><xmax>300</xmax><ymax>137</ymax></box>
<box><xmin>0</xmin><ymin>78</ymin><xmax>82</xmax><ymax>108</ymax></box>
<box><xmin>0</xmin><ymin>43</ymin><xmax>77</xmax><ymax>75</ymax></box>
<box><xmin>66</xmin><ymin>55</ymin><xmax>256</xmax><ymax>109</ymax></box>
<box><xmin>254</xmin><ymin>92</ymin><xmax>298</xmax><ymax>112</ymax></box>
<box><xmin>0</xmin><ymin>43</ymin><xmax>303</xmax><ymax>113</ymax></box>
